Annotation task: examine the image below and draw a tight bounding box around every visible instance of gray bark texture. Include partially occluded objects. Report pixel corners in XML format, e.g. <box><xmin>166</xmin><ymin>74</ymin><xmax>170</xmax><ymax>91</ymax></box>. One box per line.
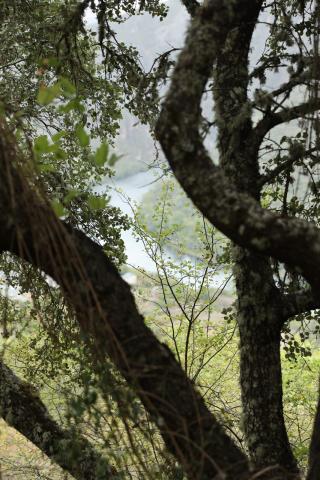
<box><xmin>211</xmin><ymin>4</ymin><xmax>299</xmax><ymax>476</ymax></box>
<box><xmin>234</xmin><ymin>249</ymin><xmax>299</xmax><ymax>479</ymax></box>
<box><xmin>0</xmin><ymin>121</ymin><xmax>250</xmax><ymax>479</ymax></box>
<box><xmin>0</xmin><ymin>1</ymin><xmax>319</xmax><ymax>479</ymax></box>
<box><xmin>0</xmin><ymin>360</ymin><xmax>117</xmax><ymax>480</ymax></box>
<box><xmin>155</xmin><ymin>0</ymin><xmax>320</xmax><ymax>294</ymax></box>
<box><xmin>155</xmin><ymin>0</ymin><xmax>320</xmax><ymax>478</ymax></box>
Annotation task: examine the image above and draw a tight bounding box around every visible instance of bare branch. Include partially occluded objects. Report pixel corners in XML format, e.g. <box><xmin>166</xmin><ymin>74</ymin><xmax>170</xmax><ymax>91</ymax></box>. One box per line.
<box><xmin>259</xmin><ymin>156</ymin><xmax>299</xmax><ymax>187</ymax></box>
<box><xmin>270</xmin><ymin>73</ymin><xmax>308</xmax><ymax>98</ymax></box>
<box><xmin>254</xmin><ymin>98</ymin><xmax>320</xmax><ymax>142</ymax></box>
<box><xmin>258</xmin><ymin>147</ymin><xmax>318</xmax><ymax>187</ymax></box>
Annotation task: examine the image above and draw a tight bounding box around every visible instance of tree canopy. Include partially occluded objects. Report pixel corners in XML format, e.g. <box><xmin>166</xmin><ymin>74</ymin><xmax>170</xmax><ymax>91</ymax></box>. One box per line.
<box><xmin>0</xmin><ymin>1</ymin><xmax>320</xmax><ymax>479</ymax></box>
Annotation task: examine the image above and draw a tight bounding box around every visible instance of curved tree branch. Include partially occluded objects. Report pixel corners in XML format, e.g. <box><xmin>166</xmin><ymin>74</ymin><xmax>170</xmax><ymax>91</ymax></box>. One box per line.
<box><xmin>180</xmin><ymin>0</ymin><xmax>200</xmax><ymax>16</ymax></box>
<box><xmin>0</xmin><ymin>122</ymin><xmax>250</xmax><ymax>479</ymax></box>
<box><xmin>155</xmin><ymin>0</ymin><xmax>320</xmax><ymax>294</ymax></box>
<box><xmin>282</xmin><ymin>289</ymin><xmax>320</xmax><ymax>322</ymax></box>
<box><xmin>209</xmin><ymin>1</ymin><xmax>299</xmax><ymax>474</ymax></box>
<box><xmin>0</xmin><ymin>360</ymin><xmax>117</xmax><ymax>480</ymax></box>
<box><xmin>254</xmin><ymin>98</ymin><xmax>320</xmax><ymax>143</ymax></box>
<box><xmin>0</xmin><ymin>2</ymin><xmax>318</xmax><ymax>479</ymax></box>
<box><xmin>258</xmin><ymin>147</ymin><xmax>319</xmax><ymax>188</ymax></box>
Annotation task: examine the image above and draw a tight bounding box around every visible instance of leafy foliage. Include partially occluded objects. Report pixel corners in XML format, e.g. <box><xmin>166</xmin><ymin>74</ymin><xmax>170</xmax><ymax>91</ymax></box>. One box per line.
<box><xmin>0</xmin><ymin>0</ymin><xmax>320</xmax><ymax>479</ymax></box>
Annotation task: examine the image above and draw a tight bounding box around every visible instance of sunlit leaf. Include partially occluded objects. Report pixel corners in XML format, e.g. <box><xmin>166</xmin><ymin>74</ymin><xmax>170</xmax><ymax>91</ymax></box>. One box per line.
<box><xmin>64</xmin><ymin>189</ymin><xmax>80</xmax><ymax>203</ymax></box>
<box><xmin>94</xmin><ymin>142</ymin><xmax>109</xmax><ymax>166</ymax></box>
<box><xmin>34</xmin><ymin>135</ymin><xmax>50</xmax><ymax>153</ymax></box>
<box><xmin>37</xmin><ymin>82</ymin><xmax>61</xmax><ymax>105</ymax></box>
<box><xmin>60</xmin><ymin>77</ymin><xmax>76</xmax><ymax>98</ymax></box>
<box><xmin>75</xmin><ymin>125</ymin><xmax>90</xmax><ymax>147</ymax></box>
<box><xmin>88</xmin><ymin>195</ymin><xmax>107</xmax><ymax>210</ymax></box>
<box><xmin>51</xmin><ymin>200</ymin><xmax>67</xmax><ymax>218</ymax></box>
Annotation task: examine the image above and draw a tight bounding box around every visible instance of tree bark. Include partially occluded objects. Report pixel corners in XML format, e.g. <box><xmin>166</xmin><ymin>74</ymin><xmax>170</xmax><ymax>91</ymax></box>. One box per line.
<box><xmin>234</xmin><ymin>249</ymin><xmax>299</xmax><ymax>478</ymax></box>
<box><xmin>307</xmin><ymin>381</ymin><xmax>320</xmax><ymax>480</ymax></box>
<box><xmin>155</xmin><ymin>0</ymin><xmax>307</xmax><ymax>476</ymax></box>
<box><xmin>180</xmin><ymin>0</ymin><xmax>199</xmax><ymax>16</ymax></box>
<box><xmin>211</xmin><ymin>6</ymin><xmax>300</xmax><ymax>476</ymax></box>
<box><xmin>155</xmin><ymin>0</ymin><xmax>320</xmax><ymax>294</ymax></box>
<box><xmin>0</xmin><ymin>122</ymin><xmax>250</xmax><ymax>480</ymax></box>
<box><xmin>0</xmin><ymin>360</ymin><xmax>117</xmax><ymax>480</ymax></box>
<box><xmin>1</xmin><ymin>1</ymin><xmax>319</xmax><ymax>478</ymax></box>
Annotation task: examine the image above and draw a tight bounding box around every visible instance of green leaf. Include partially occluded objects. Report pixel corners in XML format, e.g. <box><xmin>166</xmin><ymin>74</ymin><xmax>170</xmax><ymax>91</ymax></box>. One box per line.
<box><xmin>60</xmin><ymin>77</ymin><xmax>76</xmax><ymax>98</ymax></box>
<box><xmin>46</xmin><ymin>56</ymin><xmax>59</xmax><ymax>67</ymax></box>
<box><xmin>108</xmin><ymin>152</ymin><xmax>122</xmax><ymax>166</ymax></box>
<box><xmin>54</xmin><ymin>148</ymin><xmax>67</xmax><ymax>160</ymax></box>
<box><xmin>51</xmin><ymin>131</ymin><xmax>66</xmax><ymax>143</ymax></box>
<box><xmin>38</xmin><ymin>163</ymin><xmax>56</xmax><ymax>173</ymax></box>
<box><xmin>34</xmin><ymin>135</ymin><xmax>50</xmax><ymax>153</ymax></box>
<box><xmin>37</xmin><ymin>82</ymin><xmax>61</xmax><ymax>105</ymax></box>
<box><xmin>94</xmin><ymin>142</ymin><xmax>109</xmax><ymax>166</ymax></box>
<box><xmin>64</xmin><ymin>189</ymin><xmax>80</xmax><ymax>203</ymax></box>
<box><xmin>34</xmin><ymin>136</ymin><xmax>62</xmax><ymax>161</ymax></box>
<box><xmin>75</xmin><ymin>125</ymin><xmax>90</xmax><ymax>147</ymax></box>
<box><xmin>51</xmin><ymin>200</ymin><xmax>67</xmax><ymax>218</ymax></box>
<box><xmin>88</xmin><ymin>195</ymin><xmax>107</xmax><ymax>210</ymax></box>
<box><xmin>59</xmin><ymin>98</ymin><xmax>85</xmax><ymax>114</ymax></box>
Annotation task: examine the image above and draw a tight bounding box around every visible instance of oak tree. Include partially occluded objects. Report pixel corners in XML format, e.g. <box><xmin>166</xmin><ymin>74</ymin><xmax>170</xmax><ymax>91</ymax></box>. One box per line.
<box><xmin>1</xmin><ymin>1</ymin><xmax>320</xmax><ymax>479</ymax></box>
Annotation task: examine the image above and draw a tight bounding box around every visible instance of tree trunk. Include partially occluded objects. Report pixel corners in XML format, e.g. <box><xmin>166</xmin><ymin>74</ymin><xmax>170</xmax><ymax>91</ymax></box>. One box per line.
<box><xmin>234</xmin><ymin>248</ymin><xmax>300</xmax><ymax>478</ymax></box>
<box><xmin>0</xmin><ymin>120</ymin><xmax>251</xmax><ymax>480</ymax></box>
<box><xmin>210</xmin><ymin>4</ymin><xmax>299</xmax><ymax>475</ymax></box>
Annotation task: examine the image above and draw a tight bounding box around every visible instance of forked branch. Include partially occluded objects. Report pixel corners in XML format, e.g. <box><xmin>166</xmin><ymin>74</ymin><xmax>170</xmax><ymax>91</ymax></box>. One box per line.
<box><xmin>155</xmin><ymin>0</ymin><xmax>320</xmax><ymax>293</ymax></box>
<box><xmin>0</xmin><ymin>121</ymin><xmax>249</xmax><ymax>479</ymax></box>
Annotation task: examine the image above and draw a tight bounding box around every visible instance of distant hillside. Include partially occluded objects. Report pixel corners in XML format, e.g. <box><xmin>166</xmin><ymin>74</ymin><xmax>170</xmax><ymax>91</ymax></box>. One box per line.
<box><xmin>112</xmin><ymin>1</ymin><xmax>189</xmax><ymax>178</ymax></box>
<box><xmin>94</xmin><ymin>2</ymin><xmax>295</xmax><ymax>180</ymax></box>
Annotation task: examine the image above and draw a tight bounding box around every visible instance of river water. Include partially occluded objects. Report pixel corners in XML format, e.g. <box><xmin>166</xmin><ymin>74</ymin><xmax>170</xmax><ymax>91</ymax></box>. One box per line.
<box><xmin>97</xmin><ymin>171</ymin><xmax>232</xmax><ymax>291</ymax></box>
<box><xmin>97</xmin><ymin>170</ymin><xmax>158</xmax><ymax>271</ymax></box>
